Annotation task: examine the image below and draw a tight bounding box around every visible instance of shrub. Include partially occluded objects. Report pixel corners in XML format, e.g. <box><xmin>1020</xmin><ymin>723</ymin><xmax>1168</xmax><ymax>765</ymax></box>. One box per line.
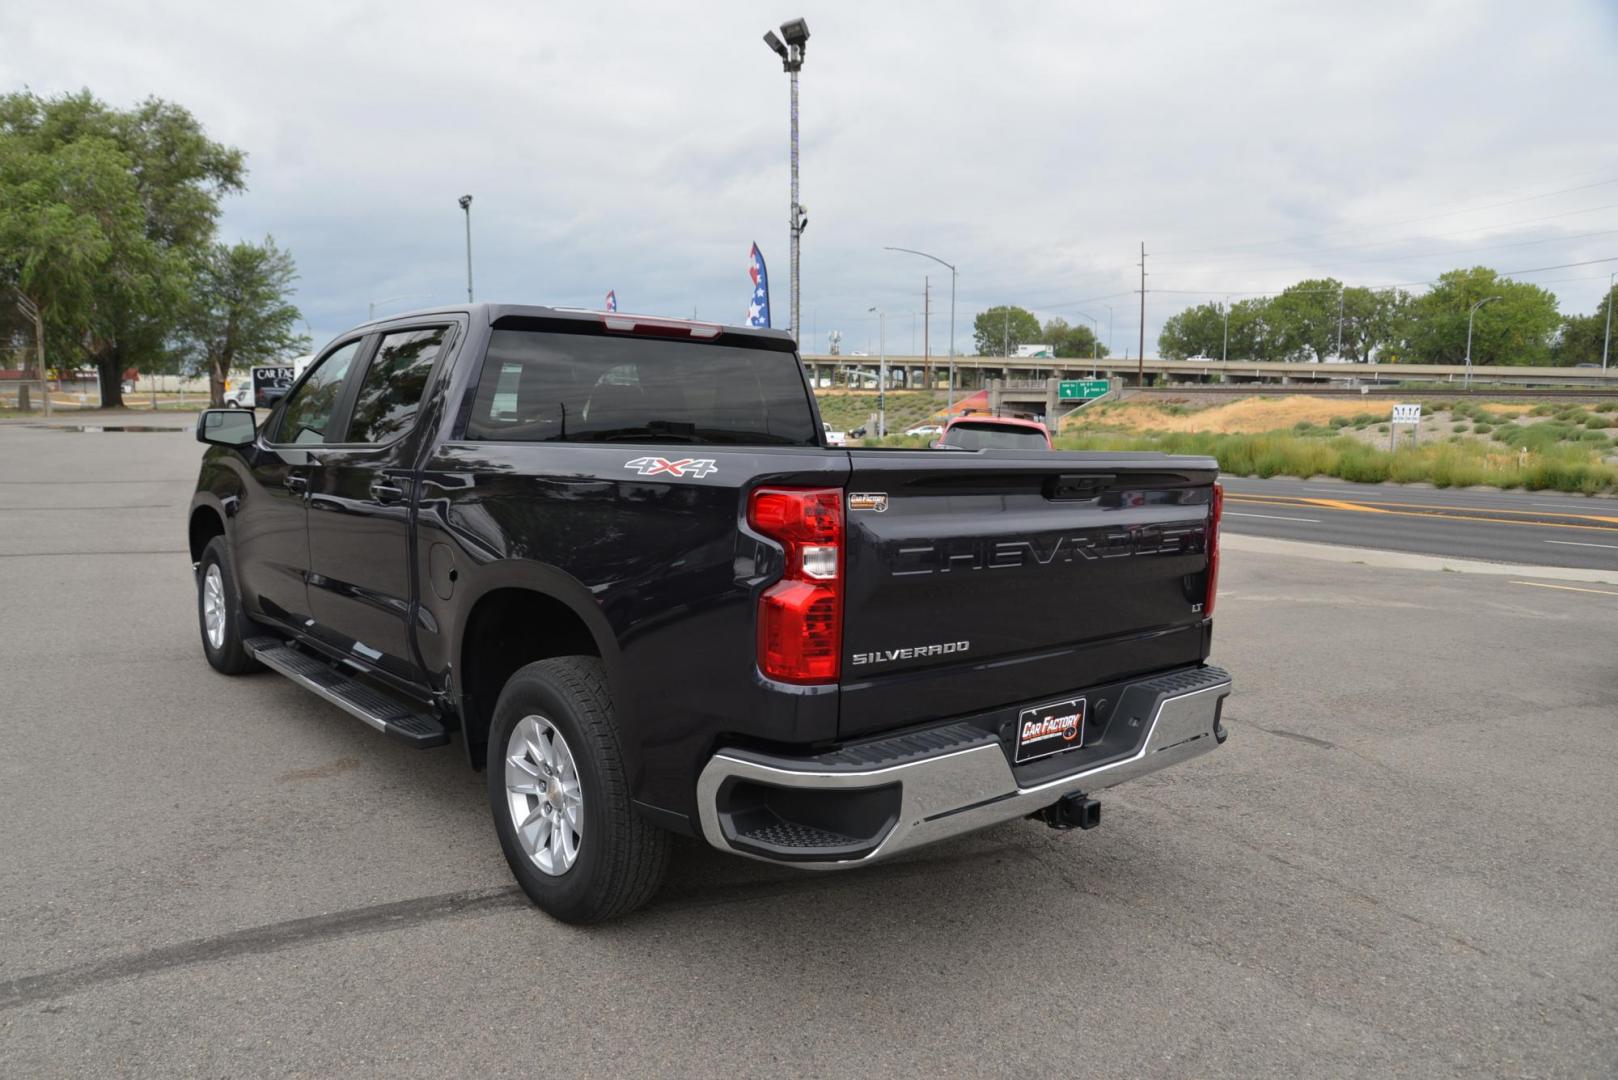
<box><xmin>1531</xmin><ymin>404</ymin><xmax>1557</xmax><ymax>417</ymax></box>
<box><xmin>1452</xmin><ymin>422</ymin><xmax>1470</xmax><ymax>433</ymax></box>
<box><xmin>1594</xmin><ymin>401</ymin><xmax>1618</xmax><ymax>413</ymax></box>
<box><xmin>1582</xmin><ymin>415</ymin><xmax>1611</xmax><ymax>429</ymax></box>
<box><xmin>1471</xmin><ymin>422</ymin><xmax>1492</xmax><ymax>434</ymax></box>
<box><xmin>1377</xmin><ymin>423</ymin><xmax>1390</xmax><ymax>433</ymax></box>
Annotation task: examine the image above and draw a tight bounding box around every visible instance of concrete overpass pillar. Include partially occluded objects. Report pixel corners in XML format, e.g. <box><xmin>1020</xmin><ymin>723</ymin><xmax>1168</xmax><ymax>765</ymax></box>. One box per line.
<box><xmin>1045</xmin><ymin>377</ymin><xmax>1059</xmax><ymax>423</ymax></box>
<box><xmin>988</xmin><ymin>378</ymin><xmax>1003</xmax><ymax>416</ymax></box>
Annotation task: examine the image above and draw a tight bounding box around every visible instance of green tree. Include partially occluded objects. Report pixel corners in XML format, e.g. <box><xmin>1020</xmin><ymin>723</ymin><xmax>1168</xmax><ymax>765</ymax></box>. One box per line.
<box><xmin>1157</xmin><ymin>301</ymin><xmax>1226</xmax><ymax>360</ymax></box>
<box><xmin>1402</xmin><ymin>267</ymin><xmax>1561</xmax><ymax>366</ymax></box>
<box><xmin>0</xmin><ymin>90</ymin><xmax>244</xmax><ymax>407</ymax></box>
<box><xmin>1551</xmin><ymin>284</ymin><xmax>1617</xmax><ymax>366</ymax></box>
<box><xmin>1266</xmin><ymin>278</ymin><xmax>1346</xmax><ymax>361</ymax></box>
<box><xmin>0</xmin><ymin>126</ymin><xmax>143</xmax><ymax>391</ymax></box>
<box><xmin>973</xmin><ymin>305</ymin><xmax>1041</xmax><ymax>355</ymax></box>
<box><xmin>1041</xmin><ymin>317</ymin><xmax>1107</xmax><ymax>359</ymax></box>
<box><xmin>183</xmin><ymin>238</ymin><xmax>310</xmax><ymax>406</ymax></box>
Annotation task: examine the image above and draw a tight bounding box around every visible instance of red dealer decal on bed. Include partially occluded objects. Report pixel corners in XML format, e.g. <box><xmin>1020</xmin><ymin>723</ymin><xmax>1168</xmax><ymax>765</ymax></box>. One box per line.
<box><xmin>624</xmin><ymin>457</ymin><xmax>719</xmax><ymax>478</ymax></box>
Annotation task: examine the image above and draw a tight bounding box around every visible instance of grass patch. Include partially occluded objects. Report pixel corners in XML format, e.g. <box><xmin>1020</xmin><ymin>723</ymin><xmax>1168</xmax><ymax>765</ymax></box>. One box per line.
<box><xmin>1050</xmin><ymin>429</ymin><xmax>1618</xmax><ymax>493</ymax></box>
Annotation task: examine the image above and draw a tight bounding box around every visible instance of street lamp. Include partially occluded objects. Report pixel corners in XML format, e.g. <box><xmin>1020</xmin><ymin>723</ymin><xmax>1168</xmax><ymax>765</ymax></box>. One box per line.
<box><xmin>368</xmin><ymin>294</ymin><xmax>432</xmax><ymax>321</ymax></box>
<box><xmin>1072</xmin><ymin>309</ymin><xmax>1102</xmax><ymax>377</ymax></box>
<box><xmin>868</xmin><ymin>305</ymin><xmax>887</xmax><ymax>436</ymax></box>
<box><xmin>1602</xmin><ymin>270</ymin><xmax>1615</xmax><ymax>372</ymax></box>
<box><xmin>885</xmin><ymin>246</ymin><xmax>957</xmax><ymax>413</ymax></box>
<box><xmin>763</xmin><ymin>18</ymin><xmax>809</xmax><ymax>343</ymax></box>
<box><xmin>1222</xmin><ymin>295</ymin><xmax>1232</xmax><ymax>364</ymax></box>
<box><xmin>458</xmin><ymin>195</ymin><xmax>474</xmax><ymax>303</ymax></box>
<box><xmin>1464</xmin><ymin>295</ymin><xmax>1502</xmax><ymax>390</ymax></box>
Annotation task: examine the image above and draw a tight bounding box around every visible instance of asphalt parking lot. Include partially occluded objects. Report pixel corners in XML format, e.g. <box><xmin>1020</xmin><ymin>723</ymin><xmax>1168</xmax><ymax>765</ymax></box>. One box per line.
<box><xmin>2</xmin><ymin>420</ymin><xmax>1615</xmax><ymax>1078</ymax></box>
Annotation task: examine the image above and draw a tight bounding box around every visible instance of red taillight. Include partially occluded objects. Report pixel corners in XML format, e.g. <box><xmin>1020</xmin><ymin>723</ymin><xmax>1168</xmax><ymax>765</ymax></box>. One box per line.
<box><xmin>748</xmin><ymin>487</ymin><xmax>843</xmax><ymax>683</ymax></box>
<box><xmin>1204</xmin><ymin>481</ymin><xmax>1223</xmax><ymax>617</ymax></box>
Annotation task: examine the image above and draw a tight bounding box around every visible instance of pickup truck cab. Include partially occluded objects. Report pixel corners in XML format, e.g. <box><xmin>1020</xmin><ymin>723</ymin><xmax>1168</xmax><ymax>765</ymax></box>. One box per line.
<box><xmin>189</xmin><ymin>304</ymin><xmax>1230</xmax><ymax>922</ymax></box>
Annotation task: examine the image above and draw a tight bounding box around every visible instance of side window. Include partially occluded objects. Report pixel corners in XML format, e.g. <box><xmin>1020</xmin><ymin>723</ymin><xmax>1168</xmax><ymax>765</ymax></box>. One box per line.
<box><xmin>345</xmin><ymin>326</ymin><xmax>448</xmax><ymax>443</ymax></box>
<box><xmin>275</xmin><ymin>340</ymin><xmax>362</xmax><ymax>445</ymax></box>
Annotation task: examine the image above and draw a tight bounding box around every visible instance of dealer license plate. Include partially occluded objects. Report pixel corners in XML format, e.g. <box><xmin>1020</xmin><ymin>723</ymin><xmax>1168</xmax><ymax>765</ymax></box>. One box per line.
<box><xmin>1013</xmin><ymin>696</ymin><xmax>1086</xmax><ymax>763</ymax></box>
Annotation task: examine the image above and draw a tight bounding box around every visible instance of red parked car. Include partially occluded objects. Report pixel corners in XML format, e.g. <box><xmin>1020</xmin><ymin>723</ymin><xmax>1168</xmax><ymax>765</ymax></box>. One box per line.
<box><xmin>937</xmin><ymin>415</ymin><xmax>1053</xmax><ymax>450</ymax></box>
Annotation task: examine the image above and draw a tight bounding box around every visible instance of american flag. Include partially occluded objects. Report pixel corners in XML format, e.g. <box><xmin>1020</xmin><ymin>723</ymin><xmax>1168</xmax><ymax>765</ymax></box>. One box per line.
<box><xmin>605</xmin><ymin>290</ymin><xmax>617</xmax><ymax>312</ymax></box>
<box><xmin>747</xmin><ymin>243</ymin><xmax>771</xmax><ymax>328</ymax></box>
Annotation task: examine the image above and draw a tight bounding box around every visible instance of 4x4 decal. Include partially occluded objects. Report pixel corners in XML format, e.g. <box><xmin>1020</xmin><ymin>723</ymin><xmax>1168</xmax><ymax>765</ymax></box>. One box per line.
<box><xmin>624</xmin><ymin>456</ymin><xmax>718</xmax><ymax>478</ymax></box>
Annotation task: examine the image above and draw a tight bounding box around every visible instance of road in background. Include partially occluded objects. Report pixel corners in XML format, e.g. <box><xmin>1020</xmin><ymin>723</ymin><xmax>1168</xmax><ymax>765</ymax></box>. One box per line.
<box><xmin>2</xmin><ymin>421</ymin><xmax>1615</xmax><ymax>1078</ymax></box>
<box><xmin>1221</xmin><ymin>475</ymin><xmax>1618</xmax><ymax>569</ymax></box>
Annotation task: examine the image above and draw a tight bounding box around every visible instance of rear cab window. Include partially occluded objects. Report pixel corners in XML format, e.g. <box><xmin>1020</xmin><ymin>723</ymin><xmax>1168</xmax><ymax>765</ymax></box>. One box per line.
<box><xmin>463</xmin><ymin>322</ymin><xmax>819</xmax><ymax>446</ymax></box>
<box><xmin>942</xmin><ymin>422</ymin><xmax>1050</xmax><ymax>451</ymax></box>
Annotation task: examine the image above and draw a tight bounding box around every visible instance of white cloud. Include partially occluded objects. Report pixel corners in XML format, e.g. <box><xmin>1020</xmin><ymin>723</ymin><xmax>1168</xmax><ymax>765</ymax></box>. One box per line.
<box><xmin>3</xmin><ymin>0</ymin><xmax>1614</xmax><ymax>354</ymax></box>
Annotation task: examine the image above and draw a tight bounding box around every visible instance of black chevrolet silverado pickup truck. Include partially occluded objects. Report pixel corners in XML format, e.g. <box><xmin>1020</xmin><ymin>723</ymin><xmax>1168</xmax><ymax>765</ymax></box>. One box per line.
<box><xmin>189</xmin><ymin>304</ymin><xmax>1231</xmax><ymax>922</ymax></box>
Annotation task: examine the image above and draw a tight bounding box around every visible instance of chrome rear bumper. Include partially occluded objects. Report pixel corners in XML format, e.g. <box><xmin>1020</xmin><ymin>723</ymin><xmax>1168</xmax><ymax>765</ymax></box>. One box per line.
<box><xmin>696</xmin><ymin>666</ymin><xmax>1231</xmax><ymax>868</ymax></box>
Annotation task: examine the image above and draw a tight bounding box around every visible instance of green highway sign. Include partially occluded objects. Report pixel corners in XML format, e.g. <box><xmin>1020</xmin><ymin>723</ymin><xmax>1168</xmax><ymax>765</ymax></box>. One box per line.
<box><xmin>1058</xmin><ymin>379</ymin><xmax>1110</xmax><ymax>401</ymax></box>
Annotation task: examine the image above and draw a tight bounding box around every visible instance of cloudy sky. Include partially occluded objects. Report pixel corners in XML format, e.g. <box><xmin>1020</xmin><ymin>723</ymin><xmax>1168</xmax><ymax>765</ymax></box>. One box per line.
<box><xmin>4</xmin><ymin>0</ymin><xmax>1616</xmax><ymax>356</ymax></box>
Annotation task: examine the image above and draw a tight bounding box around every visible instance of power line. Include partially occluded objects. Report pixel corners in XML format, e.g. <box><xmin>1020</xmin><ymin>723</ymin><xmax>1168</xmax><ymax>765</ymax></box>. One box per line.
<box><xmin>1156</xmin><ymin>176</ymin><xmax>1618</xmax><ymax>257</ymax></box>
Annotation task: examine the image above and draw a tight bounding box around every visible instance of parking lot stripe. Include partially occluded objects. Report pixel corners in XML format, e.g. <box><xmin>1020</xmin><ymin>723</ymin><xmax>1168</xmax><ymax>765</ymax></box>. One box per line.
<box><xmin>1510</xmin><ymin>580</ymin><xmax>1618</xmax><ymax>597</ymax></box>
<box><xmin>1225</xmin><ymin>511</ymin><xmax>1322</xmax><ymax>523</ymax></box>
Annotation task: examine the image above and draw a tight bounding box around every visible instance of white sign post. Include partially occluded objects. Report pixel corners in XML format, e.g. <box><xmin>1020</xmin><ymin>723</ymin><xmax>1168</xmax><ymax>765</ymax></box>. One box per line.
<box><xmin>1390</xmin><ymin>402</ymin><xmax>1421</xmax><ymax>450</ymax></box>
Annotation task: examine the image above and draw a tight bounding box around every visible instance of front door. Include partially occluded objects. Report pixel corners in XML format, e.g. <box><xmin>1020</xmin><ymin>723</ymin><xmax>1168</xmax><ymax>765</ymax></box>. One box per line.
<box><xmin>233</xmin><ymin>338</ymin><xmax>365</xmax><ymax>627</ymax></box>
<box><xmin>305</xmin><ymin>324</ymin><xmax>452</xmax><ymax>684</ymax></box>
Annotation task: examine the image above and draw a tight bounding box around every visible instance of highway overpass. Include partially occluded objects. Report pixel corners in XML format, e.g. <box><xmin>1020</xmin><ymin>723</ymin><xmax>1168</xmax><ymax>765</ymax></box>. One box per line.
<box><xmin>799</xmin><ymin>354</ymin><xmax>1618</xmax><ymax>390</ymax></box>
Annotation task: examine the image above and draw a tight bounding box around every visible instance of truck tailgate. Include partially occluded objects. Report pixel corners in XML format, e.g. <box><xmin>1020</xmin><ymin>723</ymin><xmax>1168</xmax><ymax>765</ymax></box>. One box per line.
<box><xmin>839</xmin><ymin>449</ymin><xmax>1218</xmax><ymax>738</ymax></box>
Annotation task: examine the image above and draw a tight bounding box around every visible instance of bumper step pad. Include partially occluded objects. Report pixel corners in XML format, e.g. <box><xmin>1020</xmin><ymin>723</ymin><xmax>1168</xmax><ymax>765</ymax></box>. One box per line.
<box><xmin>244</xmin><ymin>637</ymin><xmax>448</xmax><ymax>748</ymax></box>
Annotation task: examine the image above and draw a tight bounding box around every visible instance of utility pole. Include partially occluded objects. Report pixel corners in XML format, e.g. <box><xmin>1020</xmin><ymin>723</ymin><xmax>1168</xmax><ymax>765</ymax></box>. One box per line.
<box><xmin>16</xmin><ymin>294</ymin><xmax>49</xmax><ymax>416</ymax></box>
<box><xmin>1003</xmin><ymin>308</ymin><xmax>1010</xmax><ymax>358</ymax></box>
<box><xmin>1137</xmin><ymin>242</ymin><xmax>1147</xmax><ymax>386</ymax></box>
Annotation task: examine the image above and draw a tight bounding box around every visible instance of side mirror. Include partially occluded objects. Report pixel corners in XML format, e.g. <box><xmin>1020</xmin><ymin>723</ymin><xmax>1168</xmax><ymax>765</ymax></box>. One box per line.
<box><xmin>929</xmin><ymin>440</ymin><xmax>943</xmax><ymax>449</ymax></box>
<box><xmin>197</xmin><ymin>408</ymin><xmax>257</xmax><ymax>447</ymax></box>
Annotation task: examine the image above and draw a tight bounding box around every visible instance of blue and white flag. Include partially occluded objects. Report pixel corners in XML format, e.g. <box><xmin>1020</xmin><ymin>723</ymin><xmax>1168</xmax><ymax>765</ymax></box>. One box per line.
<box><xmin>747</xmin><ymin>243</ymin><xmax>771</xmax><ymax>328</ymax></box>
<box><xmin>605</xmin><ymin>290</ymin><xmax>617</xmax><ymax>312</ymax></box>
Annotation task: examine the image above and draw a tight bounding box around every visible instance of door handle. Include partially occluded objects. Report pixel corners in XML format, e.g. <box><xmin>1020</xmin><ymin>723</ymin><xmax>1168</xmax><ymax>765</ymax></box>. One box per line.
<box><xmin>283</xmin><ymin>474</ymin><xmax>308</xmax><ymax>494</ymax></box>
<box><xmin>370</xmin><ymin>480</ymin><xmax>405</xmax><ymax>504</ymax></box>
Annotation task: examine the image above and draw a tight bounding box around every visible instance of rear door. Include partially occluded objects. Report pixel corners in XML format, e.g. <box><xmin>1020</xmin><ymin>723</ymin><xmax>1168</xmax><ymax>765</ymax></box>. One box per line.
<box><xmin>304</xmin><ymin>322</ymin><xmax>456</xmax><ymax>684</ymax></box>
<box><xmin>838</xmin><ymin>449</ymin><xmax>1217</xmax><ymax>736</ymax></box>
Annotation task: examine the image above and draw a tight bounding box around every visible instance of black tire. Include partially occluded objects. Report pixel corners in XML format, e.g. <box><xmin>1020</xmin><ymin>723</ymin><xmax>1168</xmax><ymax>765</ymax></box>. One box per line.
<box><xmin>197</xmin><ymin>535</ymin><xmax>264</xmax><ymax>675</ymax></box>
<box><xmin>486</xmin><ymin>657</ymin><xmax>671</xmax><ymax>923</ymax></box>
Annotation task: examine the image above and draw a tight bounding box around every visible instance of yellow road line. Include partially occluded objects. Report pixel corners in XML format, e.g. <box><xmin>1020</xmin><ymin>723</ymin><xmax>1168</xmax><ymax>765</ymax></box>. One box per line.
<box><xmin>1510</xmin><ymin>581</ymin><xmax>1618</xmax><ymax>597</ymax></box>
<box><xmin>1226</xmin><ymin>494</ymin><xmax>1618</xmax><ymax>533</ymax></box>
<box><xmin>1230</xmin><ymin>491</ymin><xmax>1618</xmax><ymax>524</ymax></box>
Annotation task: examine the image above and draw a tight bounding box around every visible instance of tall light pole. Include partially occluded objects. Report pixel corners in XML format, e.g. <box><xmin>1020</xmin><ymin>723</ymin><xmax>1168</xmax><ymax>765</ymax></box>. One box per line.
<box><xmin>884</xmin><ymin>246</ymin><xmax>957</xmax><ymax>413</ymax></box>
<box><xmin>1073</xmin><ymin>309</ymin><xmax>1101</xmax><ymax>377</ymax></box>
<box><xmin>1464</xmin><ymin>295</ymin><xmax>1502</xmax><ymax>390</ymax></box>
<box><xmin>1602</xmin><ymin>270</ymin><xmax>1615</xmax><ymax>371</ymax></box>
<box><xmin>1335</xmin><ymin>284</ymin><xmax>1346</xmax><ymax>360</ymax></box>
<box><xmin>764</xmin><ymin>19</ymin><xmax>809</xmax><ymax>342</ymax></box>
<box><xmin>868</xmin><ymin>305</ymin><xmax>886</xmax><ymax>436</ymax></box>
<box><xmin>458</xmin><ymin>195</ymin><xmax>474</xmax><ymax>303</ymax></box>
<box><xmin>1222</xmin><ymin>295</ymin><xmax>1232</xmax><ymax>364</ymax></box>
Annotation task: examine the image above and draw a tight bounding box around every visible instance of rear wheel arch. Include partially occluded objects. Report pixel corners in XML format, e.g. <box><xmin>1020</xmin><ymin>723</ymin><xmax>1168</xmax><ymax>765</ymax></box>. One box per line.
<box><xmin>456</xmin><ymin>583</ymin><xmax>623</xmax><ymax>772</ymax></box>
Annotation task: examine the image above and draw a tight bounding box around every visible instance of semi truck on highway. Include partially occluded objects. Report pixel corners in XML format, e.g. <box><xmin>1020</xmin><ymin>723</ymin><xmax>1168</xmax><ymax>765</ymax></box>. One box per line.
<box><xmin>187</xmin><ymin>303</ymin><xmax>1232</xmax><ymax>922</ymax></box>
